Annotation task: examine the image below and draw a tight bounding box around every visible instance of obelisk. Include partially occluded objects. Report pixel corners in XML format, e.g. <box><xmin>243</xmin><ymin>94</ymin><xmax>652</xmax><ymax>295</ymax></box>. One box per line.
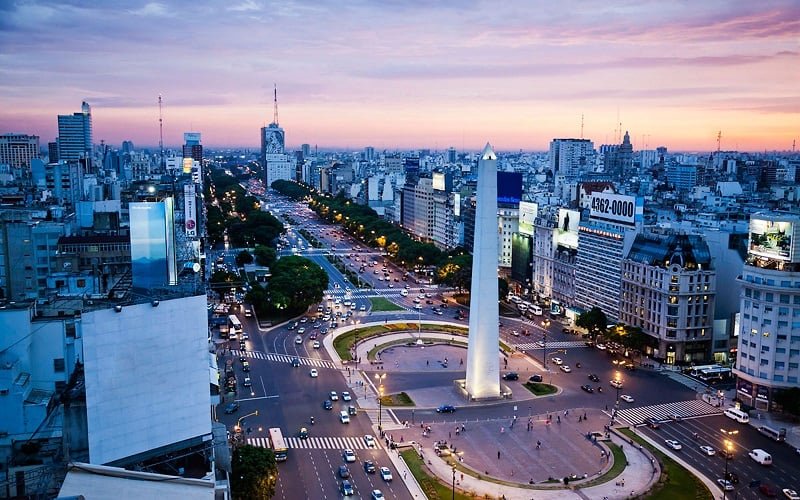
<box><xmin>464</xmin><ymin>143</ymin><xmax>501</xmax><ymax>399</ymax></box>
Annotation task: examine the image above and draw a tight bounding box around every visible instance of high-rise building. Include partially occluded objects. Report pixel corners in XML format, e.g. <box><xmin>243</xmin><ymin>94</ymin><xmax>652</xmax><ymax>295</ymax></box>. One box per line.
<box><xmin>401</xmin><ymin>177</ymin><xmax>434</xmax><ymax>241</ymax></box>
<box><xmin>57</xmin><ymin>101</ymin><xmax>92</xmax><ymax>161</ymax></box>
<box><xmin>261</xmin><ymin>87</ymin><xmax>288</xmax><ymax>186</ymax></box>
<box><xmin>447</xmin><ymin>147</ymin><xmax>457</xmax><ymax>164</ymax></box>
<box><xmin>735</xmin><ymin>213</ymin><xmax>800</xmax><ymax>412</ymax></box>
<box><xmin>363</xmin><ymin>146</ymin><xmax>375</xmax><ymax>162</ymax></box>
<box><xmin>182</xmin><ymin>132</ymin><xmax>203</xmax><ymax>162</ymax></box>
<box><xmin>0</xmin><ymin>134</ymin><xmax>39</xmax><ymax>170</ymax></box>
<box><xmin>620</xmin><ymin>232</ymin><xmax>716</xmax><ymax>364</ymax></box>
<box><xmin>549</xmin><ymin>138</ymin><xmax>594</xmax><ymax>180</ymax></box>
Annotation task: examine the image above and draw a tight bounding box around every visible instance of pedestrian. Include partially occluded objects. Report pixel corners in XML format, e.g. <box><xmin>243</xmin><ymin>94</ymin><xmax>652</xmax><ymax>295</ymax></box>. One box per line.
<box><xmin>583</xmin><ymin>412</ymin><xmax>587</xmax><ymax>420</ymax></box>
<box><xmin>498</xmin><ymin>450</ymin><xmax>501</xmax><ymax>459</ymax></box>
<box><xmin>461</xmin><ymin>424</ymin><xmax>465</xmax><ymax>432</ymax></box>
<box><xmin>403</xmin><ymin>471</ymin><xmax>407</xmax><ymax>479</ymax></box>
<box><xmin>536</xmin><ymin>440</ymin><xmax>541</xmax><ymax>449</ymax></box>
<box><xmin>500</xmin><ymin>426</ymin><xmax>505</xmax><ymax>434</ymax></box>
<box><xmin>426</xmin><ymin>360</ymin><xmax>429</xmax><ymax>366</ymax></box>
<box><xmin>449</xmin><ymin>431</ymin><xmax>452</xmax><ymax>439</ymax></box>
<box><xmin>557</xmin><ymin>416</ymin><xmax>561</xmax><ymax>423</ymax></box>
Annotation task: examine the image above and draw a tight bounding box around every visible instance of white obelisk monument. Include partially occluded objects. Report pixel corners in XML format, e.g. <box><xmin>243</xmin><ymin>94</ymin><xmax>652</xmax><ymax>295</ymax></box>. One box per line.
<box><xmin>464</xmin><ymin>143</ymin><xmax>501</xmax><ymax>399</ymax></box>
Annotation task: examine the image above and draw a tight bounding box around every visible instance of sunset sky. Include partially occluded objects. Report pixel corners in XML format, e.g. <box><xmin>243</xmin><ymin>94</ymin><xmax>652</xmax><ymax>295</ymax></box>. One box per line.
<box><xmin>1</xmin><ymin>0</ymin><xmax>798</xmax><ymax>152</ymax></box>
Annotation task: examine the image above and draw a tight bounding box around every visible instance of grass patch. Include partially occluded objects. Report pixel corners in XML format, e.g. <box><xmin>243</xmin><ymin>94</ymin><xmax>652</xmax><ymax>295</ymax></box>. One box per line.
<box><xmin>401</xmin><ymin>449</ymin><xmax>473</xmax><ymax>500</ymax></box>
<box><xmin>579</xmin><ymin>442</ymin><xmax>626</xmax><ymax>487</ymax></box>
<box><xmin>370</xmin><ymin>296</ymin><xmax>405</xmax><ymax>312</ymax></box>
<box><xmin>523</xmin><ymin>382</ymin><xmax>557</xmax><ymax>396</ymax></box>
<box><xmin>379</xmin><ymin>392</ymin><xmax>415</xmax><ymax>406</ymax></box>
<box><xmin>618</xmin><ymin>428</ymin><xmax>713</xmax><ymax>500</ymax></box>
<box><xmin>333</xmin><ymin>323</ymin><xmax>468</xmax><ymax>361</ymax></box>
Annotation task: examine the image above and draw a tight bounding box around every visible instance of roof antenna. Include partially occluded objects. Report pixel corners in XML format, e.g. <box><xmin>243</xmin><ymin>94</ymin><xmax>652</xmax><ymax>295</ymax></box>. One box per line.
<box><xmin>273</xmin><ymin>83</ymin><xmax>279</xmax><ymax>126</ymax></box>
<box><xmin>158</xmin><ymin>94</ymin><xmax>164</xmax><ymax>169</ymax></box>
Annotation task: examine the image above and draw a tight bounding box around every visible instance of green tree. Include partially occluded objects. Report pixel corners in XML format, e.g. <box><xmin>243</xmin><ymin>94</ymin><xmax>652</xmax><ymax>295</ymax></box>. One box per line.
<box><xmin>236</xmin><ymin>250</ymin><xmax>254</xmax><ymax>267</ymax></box>
<box><xmin>267</xmin><ymin>256</ymin><xmax>328</xmax><ymax>313</ymax></box>
<box><xmin>253</xmin><ymin>245</ymin><xmax>277</xmax><ymax>267</ymax></box>
<box><xmin>576</xmin><ymin>307</ymin><xmax>609</xmax><ymax>341</ymax></box>
<box><xmin>231</xmin><ymin>445</ymin><xmax>277</xmax><ymax>500</ymax></box>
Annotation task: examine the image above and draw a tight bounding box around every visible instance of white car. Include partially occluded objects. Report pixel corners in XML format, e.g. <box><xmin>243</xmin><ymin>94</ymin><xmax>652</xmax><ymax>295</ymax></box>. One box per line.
<box><xmin>310</xmin><ymin>369</ymin><xmax>318</xmax><ymax>378</ymax></box>
<box><xmin>511</xmin><ymin>330</ymin><xmax>520</xmax><ymax>336</ymax></box>
<box><xmin>313</xmin><ymin>340</ymin><xmax>321</xmax><ymax>349</ymax></box>
<box><xmin>783</xmin><ymin>489</ymin><xmax>800</xmax><ymax>500</ymax></box>
<box><xmin>342</xmin><ymin>391</ymin><xmax>352</xmax><ymax>401</ymax></box>
<box><xmin>360</xmin><ymin>305</ymin><xmax>367</xmax><ymax>311</ymax></box>
<box><xmin>717</xmin><ymin>479</ymin><xmax>735</xmax><ymax>491</ymax></box>
<box><xmin>551</xmin><ymin>357</ymin><xmax>563</xmax><ymax>365</ymax></box>
<box><xmin>536</xmin><ymin>340</ymin><xmax>545</xmax><ymax>347</ymax></box>
<box><xmin>330</xmin><ymin>391</ymin><xmax>339</xmax><ymax>401</ymax></box>
<box><xmin>343</xmin><ymin>448</ymin><xmax>356</xmax><ymax>462</ymax></box>
<box><xmin>379</xmin><ymin>466</ymin><xmax>393</xmax><ymax>481</ymax></box>
<box><xmin>371</xmin><ymin>490</ymin><xmax>385</xmax><ymax>500</ymax></box>
<box><xmin>596</xmin><ymin>343</ymin><xmax>607</xmax><ymax>350</ymax></box>
<box><xmin>699</xmin><ymin>445</ymin><xmax>716</xmax><ymax>456</ymax></box>
<box><xmin>610</xmin><ymin>379</ymin><xmax>623</xmax><ymax>389</ymax></box>
<box><xmin>559</xmin><ymin>365</ymin><xmax>571</xmax><ymax>373</ymax></box>
<box><xmin>364</xmin><ymin>435</ymin><xmax>376</xmax><ymax>448</ymax></box>
<box><xmin>620</xmin><ymin>395</ymin><xmax>634</xmax><ymax>403</ymax></box>
<box><xmin>665</xmin><ymin>440</ymin><xmax>682</xmax><ymax>450</ymax></box>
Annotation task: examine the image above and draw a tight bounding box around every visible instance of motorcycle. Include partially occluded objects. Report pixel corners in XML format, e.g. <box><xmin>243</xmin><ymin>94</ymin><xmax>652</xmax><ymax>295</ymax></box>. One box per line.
<box><xmin>310</xmin><ymin>416</ymin><xmax>315</xmax><ymax>425</ymax></box>
<box><xmin>576</xmin><ymin>362</ymin><xmax>582</xmax><ymax>368</ymax></box>
<box><xmin>597</xmin><ymin>386</ymin><xmax>603</xmax><ymax>393</ymax></box>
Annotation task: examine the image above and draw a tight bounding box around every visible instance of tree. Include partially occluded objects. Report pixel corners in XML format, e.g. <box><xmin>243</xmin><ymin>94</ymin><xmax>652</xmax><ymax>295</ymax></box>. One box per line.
<box><xmin>266</xmin><ymin>256</ymin><xmax>328</xmax><ymax>313</ymax></box>
<box><xmin>236</xmin><ymin>250</ymin><xmax>254</xmax><ymax>267</ymax></box>
<box><xmin>576</xmin><ymin>307</ymin><xmax>608</xmax><ymax>341</ymax></box>
<box><xmin>253</xmin><ymin>245</ymin><xmax>277</xmax><ymax>267</ymax></box>
<box><xmin>231</xmin><ymin>445</ymin><xmax>277</xmax><ymax>500</ymax></box>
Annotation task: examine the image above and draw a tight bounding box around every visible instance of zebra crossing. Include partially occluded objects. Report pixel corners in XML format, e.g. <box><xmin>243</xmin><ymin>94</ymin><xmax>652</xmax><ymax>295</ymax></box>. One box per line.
<box><xmin>325</xmin><ymin>288</ymin><xmax>406</xmax><ymax>299</ymax></box>
<box><xmin>512</xmin><ymin>340</ymin><xmax>586</xmax><ymax>350</ymax></box>
<box><xmin>248</xmin><ymin>435</ymin><xmax>378</xmax><ymax>450</ymax></box>
<box><xmin>615</xmin><ymin>399</ymin><xmax>723</xmax><ymax>425</ymax></box>
<box><xmin>232</xmin><ymin>350</ymin><xmax>336</xmax><ymax>369</ymax></box>
<box><xmin>360</xmin><ymin>408</ymin><xmax>401</xmax><ymax>429</ymax></box>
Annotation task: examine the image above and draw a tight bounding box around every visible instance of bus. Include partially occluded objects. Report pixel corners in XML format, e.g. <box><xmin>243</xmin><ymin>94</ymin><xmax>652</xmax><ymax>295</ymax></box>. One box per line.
<box><xmin>228</xmin><ymin>315</ymin><xmax>242</xmax><ymax>335</ymax></box>
<box><xmin>758</xmin><ymin>425</ymin><xmax>786</xmax><ymax>442</ymax></box>
<box><xmin>268</xmin><ymin>428</ymin><xmax>288</xmax><ymax>462</ymax></box>
<box><xmin>530</xmin><ymin>304</ymin><xmax>543</xmax><ymax>316</ymax></box>
<box><xmin>689</xmin><ymin>364</ymin><xmax>722</xmax><ymax>377</ymax></box>
<box><xmin>698</xmin><ymin>367</ymin><xmax>731</xmax><ymax>382</ymax></box>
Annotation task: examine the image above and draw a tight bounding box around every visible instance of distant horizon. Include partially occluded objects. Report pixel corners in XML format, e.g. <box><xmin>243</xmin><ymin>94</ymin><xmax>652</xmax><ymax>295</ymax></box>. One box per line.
<box><xmin>1</xmin><ymin>1</ymin><xmax>797</xmax><ymax>153</ymax></box>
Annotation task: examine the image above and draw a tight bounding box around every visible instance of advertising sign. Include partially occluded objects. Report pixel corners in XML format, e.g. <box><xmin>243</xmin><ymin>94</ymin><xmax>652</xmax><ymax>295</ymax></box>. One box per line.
<box><xmin>748</xmin><ymin>217</ymin><xmax>797</xmax><ymax>262</ymax></box>
<box><xmin>589</xmin><ymin>192</ymin><xmax>643</xmax><ymax>226</ymax></box>
<box><xmin>556</xmin><ymin>208</ymin><xmax>580</xmax><ymax>248</ymax></box>
<box><xmin>518</xmin><ymin>201</ymin><xmax>538</xmax><ymax>236</ymax></box>
<box><xmin>184</xmin><ymin>184</ymin><xmax>197</xmax><ymax>238</ymax></box>
<box><xmin>497</xmin><ymin>172</ymin><xmax>523</xmax><ymax>204</ymax></box>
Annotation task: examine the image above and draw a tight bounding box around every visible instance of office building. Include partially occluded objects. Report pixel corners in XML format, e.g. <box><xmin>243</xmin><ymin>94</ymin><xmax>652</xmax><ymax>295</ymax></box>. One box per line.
<box><xmin>735</xmin><ymin>213</ymin><xmax>800</xmax><ymax>412</ymax></box>
<box><xmin>666</xmin><ymin>164</ymin><xmax>698</xmax><ymax>191</ymax></box>
<box><xmin>620</xmin><ymin>232</ymin><xmax>716</xmax><ymax>364</ymax></box>
<box><xmin>57</xmin><ymin>101</ymin><xmax>92</xmax><ymax>161</ymax></box>
<box><xmin>549</xmin><ymin>138</ymin><xmax>594</xmax><ymax>180</ymax></box>
<box><xmin>183</xmin><ymin>132</ymin><xmax>203</xmax><ymax>163</ymax></box>
<box><xmin>401</xmin><ymin>176</ymin><xmax>434</xmax><ymax>241</ymax></box>
<box><xmin>0</xmin><ymin>133</ymin><xmax>39</xmax><ymax>171</ymax></box>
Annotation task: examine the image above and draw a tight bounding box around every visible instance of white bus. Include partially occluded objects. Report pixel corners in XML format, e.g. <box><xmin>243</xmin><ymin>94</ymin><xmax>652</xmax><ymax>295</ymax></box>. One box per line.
<box><xmin>758</xmin><ymin>425</ymin><xmax>786</xmax><ymax>442</ymax></box>
<box><xmin>268</xmin><ymin>428</ymin><xmax>288</xmax><ymax>462</ymax></box>
<box><xmin>698</xmin><ymin>366</ymin><xmax>731</xmax><ymax>382</ymax></box>
<box><xmin>723</xmin><ymin>407</ymin><xmax>750</xmax><ymax>424</ymax></box>
<box><xmin>228</xmin><ymin>315</ymin><xmax>242</xmax><ymax>334</ymax></box>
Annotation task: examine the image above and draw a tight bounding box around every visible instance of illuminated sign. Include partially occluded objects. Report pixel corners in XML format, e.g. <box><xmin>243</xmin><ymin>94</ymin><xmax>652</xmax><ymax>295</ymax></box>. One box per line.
<box><xmin>518</xmin><ymin>201</ymin><xmax>538</xmax><ymax>236</ymax></box>
<box><xmin>432</xmin><ymin>172</ymin><xmax>446</xmax><ymax>191</ymax></box>
<box><xmin>749</xmin><ymin>216</ymin><xmax>798</xmax><ymax>262</ymax></box>
<box><xmin>589</xmin><ymin>192</ymin><xmax>643</xmax><ymax>226</ymax></box>
<box><xmin>556</xmin><ymin>208</ymin><xmax>580</xmax><ymax>248</ymax></box>
<box><xmin>497</xmin><ymin>172</ymin><xmax>522</xmax><ymax>204</ymax></box>
<box><xmin>182</xmin><ymin>157</ymin><xmax>193</xmax><ymax>174</ymax></box>
<box><xmin>184</xmin><ymin>184</ymin><xmax>197</xmax><ymax>238</ymax></box>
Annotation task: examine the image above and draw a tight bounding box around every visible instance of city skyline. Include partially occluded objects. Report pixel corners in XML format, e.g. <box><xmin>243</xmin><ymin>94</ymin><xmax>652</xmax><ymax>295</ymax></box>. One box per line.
<box><xmin>1</xmin><ymin>0</ymin><xmax>798</xmax><ymax>152</ymax></box>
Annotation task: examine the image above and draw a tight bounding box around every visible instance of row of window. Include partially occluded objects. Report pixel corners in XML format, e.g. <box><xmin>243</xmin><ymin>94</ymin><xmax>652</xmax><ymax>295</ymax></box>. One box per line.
<box><xmin>744</xmin><ymin>288</ymin><xmax>800</xmax><ymax>304</ymax></box>
<box><xmin>744</xmin><ymin>275</ymin><xmax>800</xmax><ymax>288</ymax></box>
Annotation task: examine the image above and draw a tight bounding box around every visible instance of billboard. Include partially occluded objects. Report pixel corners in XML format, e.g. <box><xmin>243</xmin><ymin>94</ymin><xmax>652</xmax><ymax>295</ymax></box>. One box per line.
<box><xmin>589</xmin><ymin>192</ymin><xmax>643</xmax><ymax>226</ymax></box>
<box><xmin>518</xmin><ymin>201</ymin><xmax>538</xmax><ymax>236</ymax></box>
<box><xmin>749</xmin><ymin>216</ymin><xmax>797</xmax><ymax>262</ymax></box>
<box><xmin>130</xmin><ymin>199</ymin><xmax>177</xmax><ymax>289</ymax></box>
<box><xmin>511</xmin><ymin>233</ymin><xmax>532</xmax><ymax>283</ymax></box>
<box><xmin>497</xmin><ymin>172</ymin><xmax>523</xmax><ymax>205</ymax></box>
<box><xmin>184</xmin><ymin>184</ymin><xmax>197</xmax><ymax>238</ymax></box>
<box><xmin>556</xmin><ymin>208</ymin><xmax>580</xmax><ymax>248</ymax></box>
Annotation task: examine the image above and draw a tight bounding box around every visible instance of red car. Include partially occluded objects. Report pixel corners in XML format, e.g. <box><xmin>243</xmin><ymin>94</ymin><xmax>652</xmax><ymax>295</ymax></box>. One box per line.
<box><xmin>759</xmin><ymin>483</ymin><xmax>777</xmax><ymax>497</ymax></box>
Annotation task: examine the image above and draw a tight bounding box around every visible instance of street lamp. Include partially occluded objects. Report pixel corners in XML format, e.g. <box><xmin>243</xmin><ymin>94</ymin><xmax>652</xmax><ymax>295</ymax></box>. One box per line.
<box><xmin>452</xmin><ymin>463</ymin><xmax>457</xmax><ymax>500</ymax></box>
<box><xmin>375</xmin><ymin>373</ymin><xmax>387</xmax><ymax>432</ymax></box>
<box><xmin>722</xmin><ymin>439</ymin><xmax>733</xmax><ymax>499</ymax></box>
<box><xmin>541</xmin><ymin>319</ymin><xmax>551</xmax><ymax>370</ymax></box>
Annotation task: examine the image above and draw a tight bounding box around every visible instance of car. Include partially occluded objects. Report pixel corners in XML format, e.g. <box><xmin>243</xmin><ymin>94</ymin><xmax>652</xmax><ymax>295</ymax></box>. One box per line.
<box><xmin>338</xmin><ymin>465</ymin><xmax>350</xmax><ymax>478</ymax></box>
<box><xmin>644</xmin><ymin>417</ymin><xmax>660</xmax><ymax>429</ymax></box>
<box><xmin>596</xmin><ymin>343</ymin><xmax>607</xmax><ymax>350</ymax></box>
<box><xmin>363</xmin><ymin>460</ymin><xmax>377</xmax><ymax>473</ymax></box>
<box><xmin>343</xmin><ymin>448</ymin><xmax>356</xmax><ymax>462</ymax></box>
<box><xmin>300</xmin><ymin>317</ymin><xmax>308</xmax><ymax>323</ymax></box>
<box><xmin>297</xmin><ymin>327</ymin><xmax>306</xmax><ymax>334</ymax></box>
<box><xmin>551</xmin><ymin>357</ymin><xmax>563</xmax><ymax>365</ymax></box>
<box><xmin>224</xmin><ymin>402</ymin><xmax>239</xmax><ymax>414</ymax></box>
<box><xmin>511</xmin><ymin>330</ymin><xmax>520</xmax><ymax>336</ymax></box>
<box><xmin>620</xmin><ymin>395</ymin><xmax>634</xmax><ymax>403</ymax></box>
<box><xmin>724</xmin><ymin>471</ymin><xmax>739</xmax><ymax>484</ymax></box>
<box><xmin>291</xmin><ymin>357</ymin><xmax>301</xmax><ymax>367</ymax></box>
<box><xmin>719</xmin><ymin>447</ymin><xmax>735</xmax><ymax>459</ymax></box>
<box><xmin>716</xmin><ymin>479</ymin><xmax>735</xmax><ymax>491</ymax></box>
<box><xmin>313</xmin><ymin>340</ymin><xmax>321</xmax><ymax>349</ymax></box>
<box><xmin>242</xmin><ymin>377</ymin><xmax>252</xmax><ymax>387</ymax></box>
<box><xmin>310</xmin><ymin>368</ymin><xmax>318</xmax><ymax>378</ymax></box>
<box><xmin>502</xmin><ymin>372</ymin><xmax>519</xmax><ymax>381</ymax></box>
<box><xmin>588</xmin><ymin>373</ymin><xmax>600</xmax><ymax>382</ymax></box>
<box><xmin>341</xmin><ymin>479</ymin><xmax>354</xmax><ymax>496</ymax></box>
<box><xmin>535</xmin><ymin>340</ymin><xmax>545</xmax><ymax>347</ymax></box>
<box><xmin>759</xmin><ymin>484</ymin><xmax>778</xmax><ymax>497</ymax></box>
<box><xmin>360</xmin><ymin>305</ymin><xmax>367</xmax><ymax>311</ymax></box>
<box><xmin>783</xmin><ymin>489</ymin><xmax>800</xmax><ymax>500</ymax></box>
<box><xmin>580</xmin><ymin>384</ymin><xmax>595</xmax><ymax>393</ymax></box>
<box><xmin>379</xmin><ymin>467</ymin><xmax>393</xmax><ymax>481</ymax></box>
<box><xmin>436</xmin><ymin>405</ymin><xmax>456</xmax><ymax>413</ymax></box>
<box><xmin>241</xmin><ymin>331</ymin><xmax>249</xmax><ymax>340</ymax></box>
<box><xmin>371</xmin><ymin>490</ymin><xmax>385</xmax><ymax>500</ymax></box>
<box><xmin>242</xmin><ymin>361</ymin><xmax>250</xmax><ymax>372</ymax></box>
<box><xmin>610</xmin><ymin>379</ymin><xmax>623</xmax><ymax>389</ymax></box>
<box><xmin>238</xmin><ymin>353</ymin><xmax>246</xmax><ymax>362</ymax></box>
<box><xmin>294</xmin><ymin>336</ymin><xmax>302</xmax><ymax>344</ymax></box>
<box><xmin>560</xmin><ymin>365</ymin><xmax>572</xmax><ymax>373</ymax></box>
<box><xmin>665</xmin><ymin>440</ymin><xmax>682</xmax><ymax>450</ymax></box>
<box><xmin>529</xmin><ymin>374</ymin><xmax>543</xmax><ymax>383</ymax></box>
<box><xmin>323</xmin><ymin>399</ymin><xmax>333</xmax><ymax>410</ymax></box>
<box><xmin>699</xmin><ymin>445</ymin><xmax>715</xmax><ymax>456</ymax></box>
<box><xmin>364</xmin><ymin>435</ymin><xmax>376</xmax><ymax>447</ymax></box>
<box><xmin>299</xmin><ymin>427</ymin><xmax>309</xmax><ymax>439</ymax></box>
<box><xmin>330</xmin><ymin>391</ymin><xmax>339</xmax><ymax>401</ymax></box>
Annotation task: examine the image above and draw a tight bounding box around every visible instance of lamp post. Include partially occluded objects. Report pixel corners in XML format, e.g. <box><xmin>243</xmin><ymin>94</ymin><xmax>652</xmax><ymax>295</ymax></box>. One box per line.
<box><xmin>723</xmin><ymin>439</ymin><xmax>733</xmax><ymax>499</ymax></box>
<box><xmin>452</xmin><ymin>463</ymin><xmax>457</xmax><ymax>500</ymax></box>
<box><xmin>611</xmin><ymin>371</ymin><xmax>622</xmax><ymax>424</ymax></box>
<box><xmin>375</xmin><ymin>373</ymin><xmax>386</xmax><ymax>432</ymax></box>
<box><xmin>541</xmin><ymin>319</ymin><xmax>551</xmax><ymax>370</ymax></box>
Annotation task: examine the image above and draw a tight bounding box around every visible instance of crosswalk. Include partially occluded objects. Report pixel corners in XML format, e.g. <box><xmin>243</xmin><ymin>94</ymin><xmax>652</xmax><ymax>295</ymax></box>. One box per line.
<box><xmin>325</xmin><ymin>288</ymin><xmax>406</xmax><ymax>299</ymax></box>
<box><xmin>232</xmin><ymin>350</ymin><xmax>336</xmax><ymax>369</ymax></box>
<box><xmin>360</xmin><ymin>408</ymin><xmax>401</xmax><ymax>428</ymax></box>
<box><xmin>248</xmin><ymin>435</ymin><xmax>378</xmax><ymax>450</ymax></box>
<box><xmin>512</xmin><ymin>340</ymin><xmax>586</xmax><ymax>350</ymax></box>
<box><xmin>615</xmin><ymin>399</ymin><xmax>723</xmax><ymax>425</ymax></box>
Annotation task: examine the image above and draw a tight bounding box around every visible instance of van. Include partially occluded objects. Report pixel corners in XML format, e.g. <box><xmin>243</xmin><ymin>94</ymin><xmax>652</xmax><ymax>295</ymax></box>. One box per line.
<box><xmin>758</xmin><ymin>425</ymin><xmax>787</xmax><ymax>442</ymax></box>
<box><xmin>400</xmin><ymin>289</ymin><xmax>408</xmax><ymax>297</ymax></box>
<box><xmin>339</xmin><ymin>411</ymin><xmax>350</xmax><ymax>424</ymax></box>
<box><xmin>748</xmin><ymin>448</ymin><xmax>772</xmax><ymax>465</ymax></box>
<box><xmin>723</xmin><ymin>407</ymin><xmax>750</xmax><ymax>424</ymax></box>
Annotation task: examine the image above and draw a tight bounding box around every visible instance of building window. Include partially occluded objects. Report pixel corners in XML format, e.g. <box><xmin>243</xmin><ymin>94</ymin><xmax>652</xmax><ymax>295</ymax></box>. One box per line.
<box><xmin>53</xmin><ymin>358</ymin><xmax>65</xmax><ymax>372</ymax></box>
